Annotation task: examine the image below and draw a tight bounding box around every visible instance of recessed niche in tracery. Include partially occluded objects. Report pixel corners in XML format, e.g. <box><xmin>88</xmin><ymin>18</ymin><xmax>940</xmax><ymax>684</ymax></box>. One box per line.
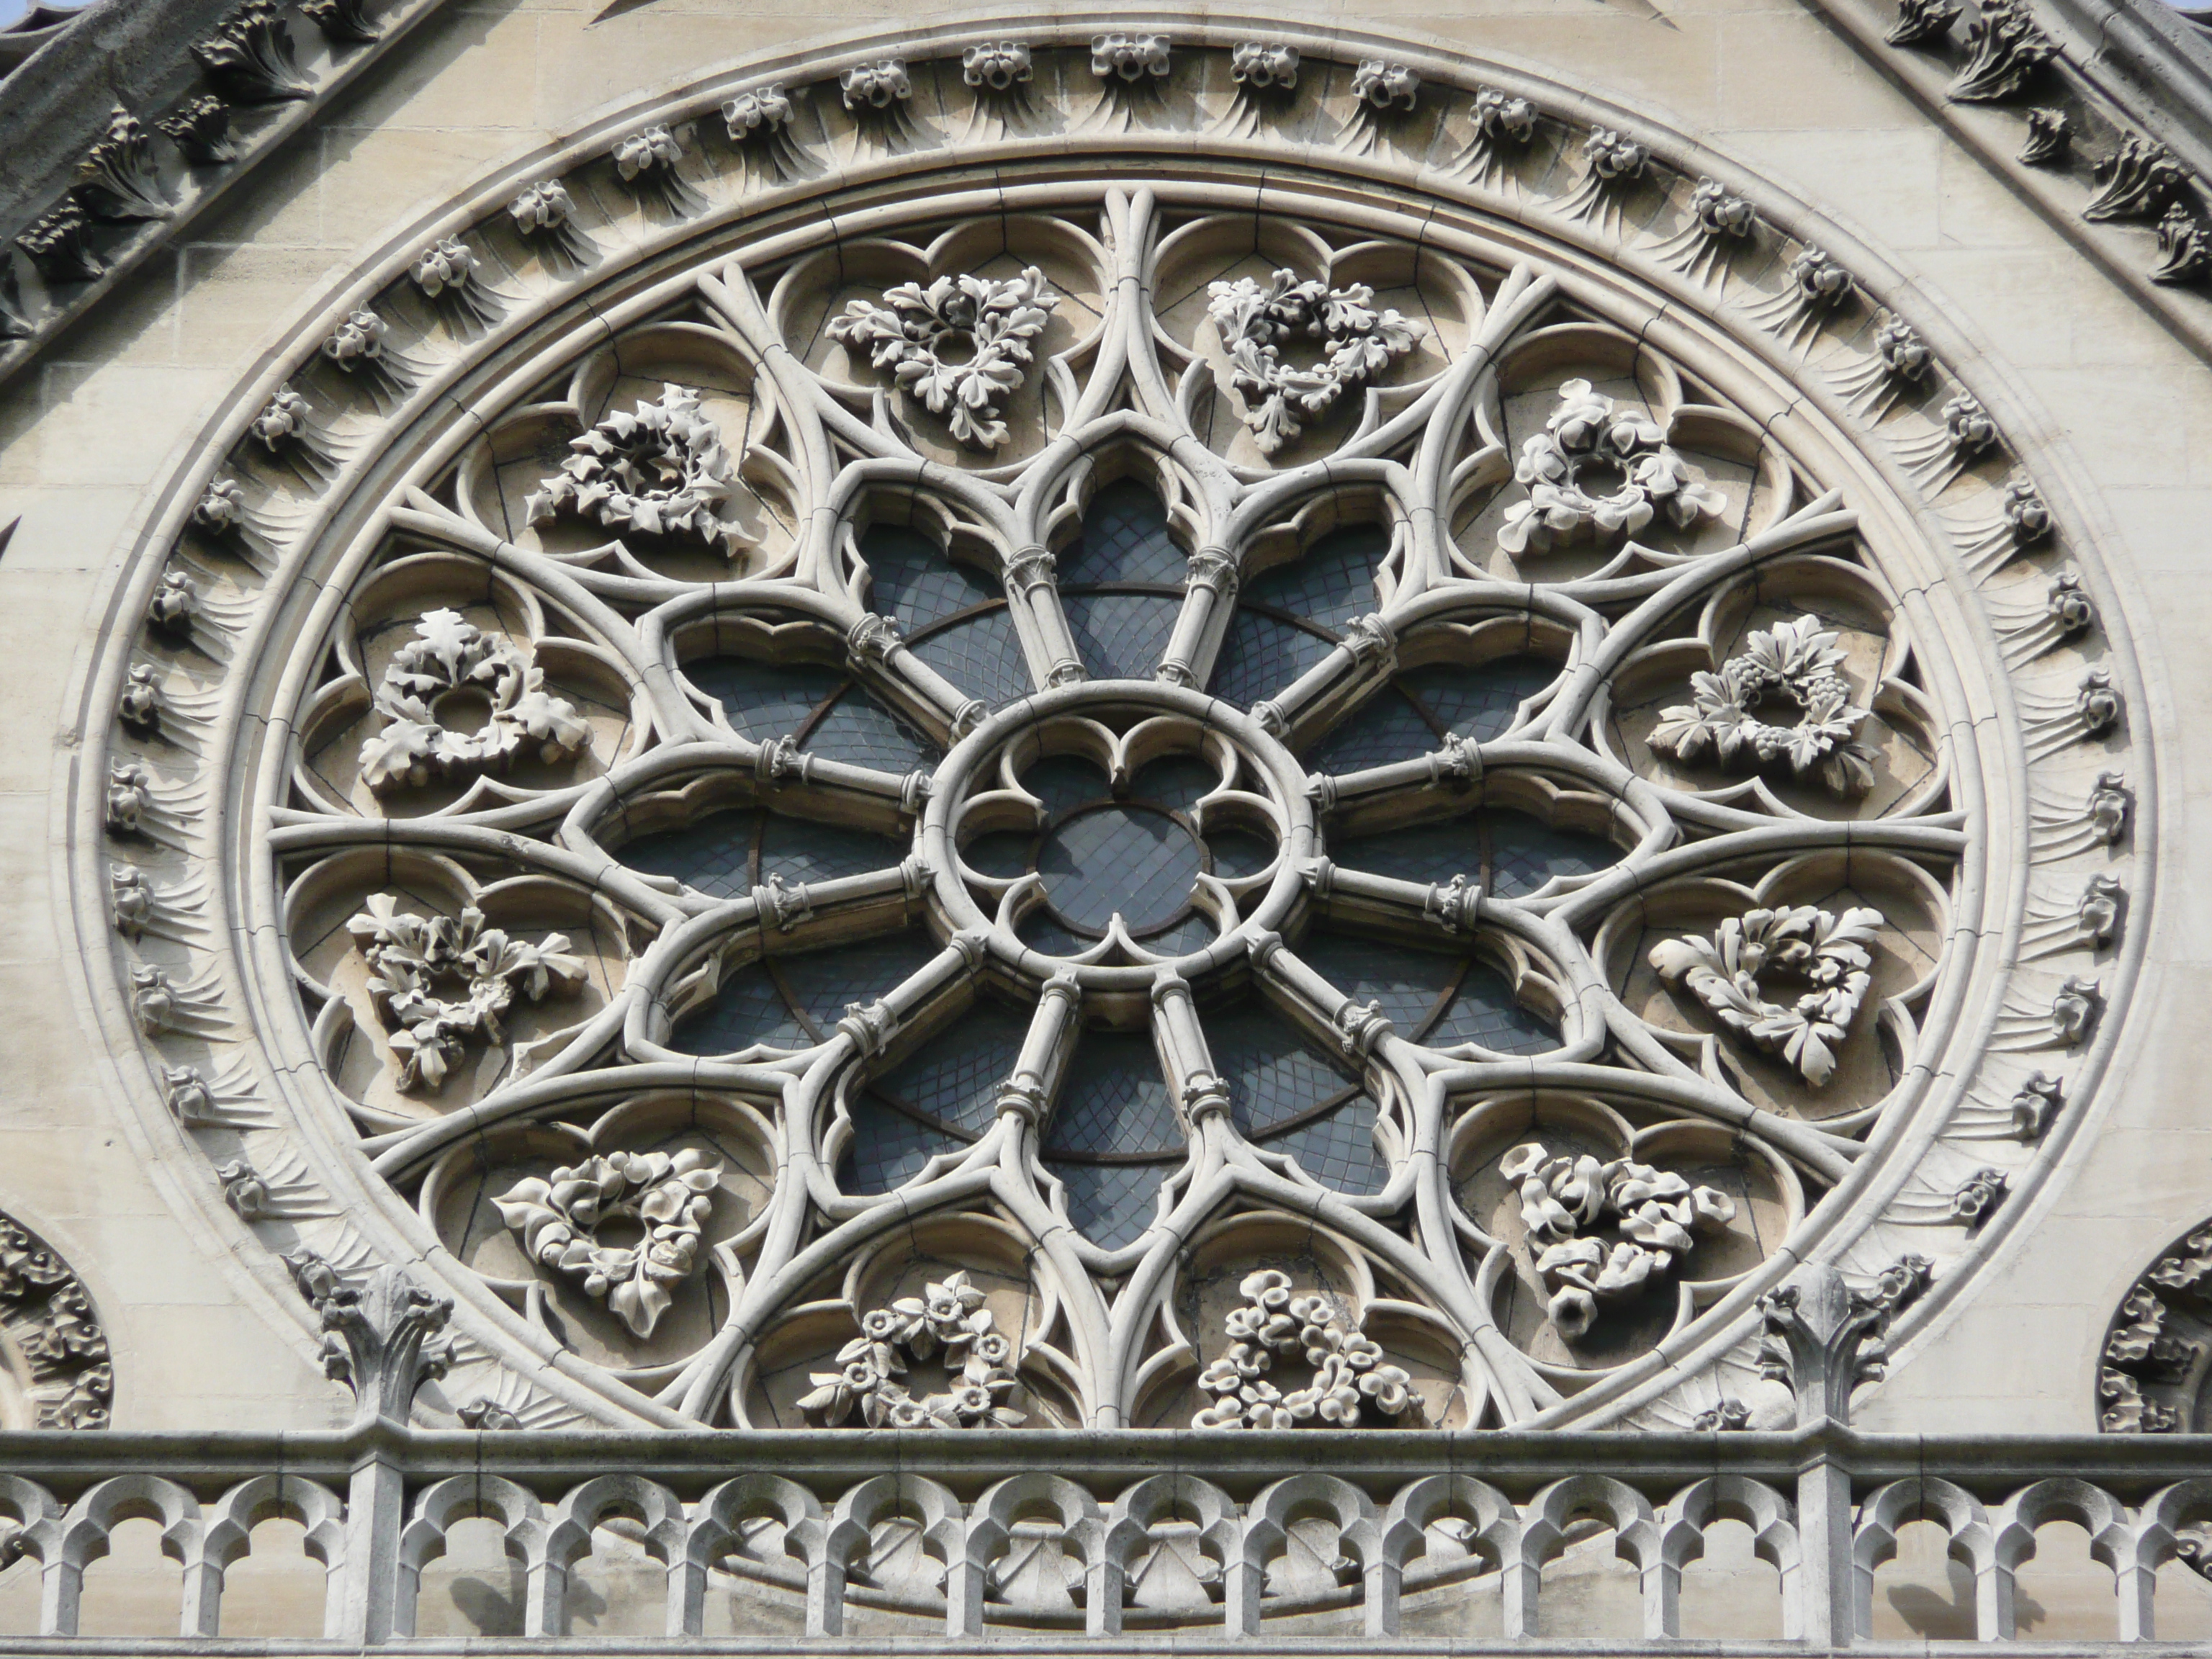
<box><xmin>86</xmin><ymin>31</ymin><xmax>2139</xmax><ymax>1438</ymax></box>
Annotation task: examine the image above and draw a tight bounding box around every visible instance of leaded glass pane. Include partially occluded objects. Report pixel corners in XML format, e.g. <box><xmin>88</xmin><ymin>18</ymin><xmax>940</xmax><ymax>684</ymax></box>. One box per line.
<box><xmin>961</xmin><ymin>829</ymin><xmax>1033</xmax><ymax>878</ymax></box>
<box><xmin>859</xmin><ymin>524</ymin><xmax>997</xmax><ymax>628</ymax></box>
<box><xmin>1401</xmin><ymin>657</ymin><xmax>1559</xmax><ymax>740</ymax></box>
<box><xmin>1293</xmin><ymin>932</ymin><xmax>1458</xmax><ymax>1035</ymax></box>
<box><xmin>869</xmin><ymin>1004</ymin><xmax>1031</xmax><ymax>1135</ymax></box>
<box><xmin>1023</xmin><ymin>754</ymin><xmax>1109</xmax><ymax>813</ymax></box>
<box><xmin>1039</xmin><ymin>806</ymin><xmax>1202</xmax><ymax>934</ymax></box>
<box><xmin>1208</xmin><ymin>829</ymin><xmax>1275</xmax><ymax>878</ymax></box>
<box><xmin>618</xmin><ymin>809</ymin><xmax>762</xmax><ymax>899</ymax></box>
<box><xmin>1129</xmin><ymin>755</ymin><xmax>1218</xmax><ymax>811</ymax></box>
<box><xmin>1208</xmin><ymin>1003</ymin><xmax>1358</xmax><ymax>1135</ymax></box>
<box><xmin>1044</xmin><ymin>1031</ymin><xmax>1182</xmax><ymax>1156</ymax></box>
<box><xmin>1208</xmin><ymin>608</ymin><xmax>1334</xmax><ymax>706</ymax></box>
<box><xmin>909</xmin><ymin>607</ymin><xmax>1033</xmax><ymax>708</ymax></box>
<box><xmin>1058</xmin><ymin>479</ymin><xmax>1187</xmax><ymax>584</ymax></box>
<box><xmin>1427</xmin><ymin>968</ymin><xmax>1556</xmax><ymax>1054</ymax></box>
<box><xmin>842</xmin><ymin>1094</ymin><xmax>966</xmax><ymax>1195</ymax></box>
<box><xmin>773</xmin><ymin>928</ymin><xmax>940</xmax><ymax>1035</ymax></box>
<box><xmin>1334</xmin><ymin>817</ymin><xmax>1479</xmax><ymax>885</ymax></box>
<box><xmin>670</xmin><ymin>959</ymin><xmax>808</xmax><ymax>1054</ymax></box>
<box><xmin>1062</xmin><ymin>591</ymin><xmax>1180</xmax><ymax>681</ymax></box>
<box><xmin>1242</xmin><ymin>524</ymin><xmax>1389</xmax><ymax>632</ymax></box>
<box><xmin>802</xmin><ymin>686</ymin><xmax>938</xmax><ymax>773</ymax></box>
<box><xmin>1258</xmin><ymin>1097</ymin><xmax>1390</xmax><ymax>1195</ymax></box>
<box><xmin>1047</xmin><ymin>1160</ymin><xmax>1171</xmax><ymax>1250</ymax></box>
<box><xmin>758</xmin><ymin>814</ymin><xmax>904</xmax><ymax>885</ymax></box>
<box><xmin>1488</xmin><ymin>809</ymin><xmax>1621</xmax><ymax>896</ymax></box>
<box><xmin>684</xmin><ymin>657</ymin><xmax>843</xmax><ymax>745</ymax></box>
<box><xmin>1303</xmin><ymin>686</ymin><xmax>1440</xmax><ymax>773</ymax></box>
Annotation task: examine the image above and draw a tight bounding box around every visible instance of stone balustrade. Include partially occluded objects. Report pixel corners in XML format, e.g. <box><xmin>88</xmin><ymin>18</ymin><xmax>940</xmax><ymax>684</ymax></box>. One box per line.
<box><xmin>0</xmin><ymin>1424</ymin><xmax>2205</xmax><ymax>1648</ymax></box>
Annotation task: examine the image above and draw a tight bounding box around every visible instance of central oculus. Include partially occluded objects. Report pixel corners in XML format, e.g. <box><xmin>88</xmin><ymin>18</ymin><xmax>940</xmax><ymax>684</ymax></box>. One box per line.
<box><xmin>921</xmin><ymin>684</ymin><xmax>1316</xmax><ymax>984</ymax></box>
<box><xmin>1038</xmin><ymin>801</ymin><xmax>1205</xmax><ymax>936</ymax></box>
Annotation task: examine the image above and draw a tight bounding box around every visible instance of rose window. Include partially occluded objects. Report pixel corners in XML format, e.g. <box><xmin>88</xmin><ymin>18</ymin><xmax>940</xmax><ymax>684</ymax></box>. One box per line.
<box><xmin>94</xmin><ymin>45</ymin><xmax>2127</xmax><ymax>1442</ymax></box>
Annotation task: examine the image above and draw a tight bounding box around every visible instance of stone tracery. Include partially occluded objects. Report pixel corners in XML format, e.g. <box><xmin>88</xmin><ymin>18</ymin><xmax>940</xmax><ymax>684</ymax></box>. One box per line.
<box><xmin>78</xmin><ymin>27</ymin><xmax>2139</xmax><ymax>1448</ymax></box>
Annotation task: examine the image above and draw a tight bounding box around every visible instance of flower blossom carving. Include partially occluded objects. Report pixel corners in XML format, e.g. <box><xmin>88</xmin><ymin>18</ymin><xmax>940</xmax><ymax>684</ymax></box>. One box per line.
<box><xmin>797</xmin><ymin>1272</ymin><xmax>1025</xmax><ymax>1429</ymax></box>
<box><xmin>1193</xmin><ymin>1271</ymin><xmax>1418</xmax><ymax>1429</ymax></box>
<box><xmin>1502</xmin><ymin>1143</ymin><xmax>1737</xmax><ymax>1336</ymax></box>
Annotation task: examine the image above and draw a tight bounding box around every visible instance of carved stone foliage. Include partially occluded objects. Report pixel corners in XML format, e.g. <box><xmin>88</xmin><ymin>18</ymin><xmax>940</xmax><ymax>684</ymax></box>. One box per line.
<box><xmin>355</xmin><ymin>609</ymin><xmax>590</xmax><ymax>795</ymax></box>
<box><xmin>827</xmin><ymin>269</ymin><xmax>1059</xmax><ymax>450</ymax></box>
<box><xmin>526</xmin><ymin>383</ymin><xmax>743</xmax><ymax>556</ymax></box>
<box><xmin>0</xmin><ymin>1213</ymin><xmax>112</xmax><ymax>1430</ymax></box>
<box><xmin>349</xmin><ymin>894</ymin><xmax>586</xmax><ymax>1092</ymax></box>
<box><xmin>1645</xmin><ymin>616</ymin><xmax>1875</xmax><ymax>796</ymax></box>
<box><xmin>88</xmin><ymin>31</ymin><xmax>2137</xmax><ymax>1445</ymax></box>
<box><xmin>493</xmin><ymin>1149</ymin><xmax>721</xmax><ymax>1338</ymax></box>
<box><xmin>1205</xmin><ymin>269</ymin><xmax>1423</xmax><ymax>454</ymax></box>
<box><xmin>2100</xmin><ymin>1223</ymin><xmax>2212</xmax><ymax>1434</ymax></box>
<box><xmin>1649</xmin><ymin>904</ymin><xmax>1882</xmax><ymax>1087</ymax></box>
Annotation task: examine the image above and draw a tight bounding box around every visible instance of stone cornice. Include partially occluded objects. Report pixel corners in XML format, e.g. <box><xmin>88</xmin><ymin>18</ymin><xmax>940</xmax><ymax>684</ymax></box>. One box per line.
<box><xmin>0</xmin><ymin>0</ymin><xmax>457</xmax><ymax>392</ymax></box>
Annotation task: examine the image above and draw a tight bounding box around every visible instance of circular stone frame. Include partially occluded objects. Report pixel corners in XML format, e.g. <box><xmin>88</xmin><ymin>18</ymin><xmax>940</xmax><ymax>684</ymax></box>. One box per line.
<box><xmin>68</xmin><ymin>15</ymin><xmax>2151</xmax><ymax>1434</ymax></box>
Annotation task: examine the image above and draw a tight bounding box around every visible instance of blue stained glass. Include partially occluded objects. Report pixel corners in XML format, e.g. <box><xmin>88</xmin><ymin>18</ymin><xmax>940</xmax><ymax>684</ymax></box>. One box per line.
<box><xmin>1333</xmin><ymin>817</ymin><xmax>1475</xmax><ymax>886</ymax></box>
<box><xmin>1243</xmin><ymin>524</ymin><xmax>1390</xmax><ymax>632</ymax></box>
<box><xmin>775</xmin><ymin>928</ymin><xmax>940</xmax><ymax>1035</ymax></box>
<box><xmin>961</xmin><ymin>830</ymin><xmax>1033</xmax><ymax>878</ymax></box>
<box><xmin>1047</xmin><ymin>1160</ymin><xmax>1172</xmax><ymax>1249</ymax></box>
<box><xmin>1488</xmin><ymin>809</ymin><xmax>1621</xmax><ymax>897</ymax></box>
<box><xmin>910</xmin><ymin>608</ymin><xmax>1034</xmax><ymax>709</ymax></box>
<box><xmin>1208</xmin><ymin>610</ymin><xmax>1334</xmax><ymax>706</ymax></box>
<box><xmin>1044</xmin><ymin>1031</ymin><xmax>1183</xmax><ymax>1156</ymax></box>
<box><xmin>758</xmin><ymin>814</ymin><xmax>904</xmax><ymax>886</ymax></box>
<box><xmin>619</xmin><ymin>809</ymin><xmax>762</xmax><ymax>899</ymax></box>
<box><xmin>1064</xmin><ymin>591</ymin><xmax>1181</xmax><ymax>682</ymax></box>
<box><xmin>1137</xmin><ymin>912</ymin><xmax>1216</xmax><ymax>956</ymax></box>
<box><xmin>843</xmin><ymin>1094</ymin><xmax>966</xmax><ymax>1195</ymax></box>
<box><xmin>871</xmin><ymin>1004</ymin><xmax>1031</xmax><ymax>1134</ymax></box>
<box><xmin>1023</xmin><ymin>754</ymin><xmax>1110</xmax><ymax>813</ymax></box>
<box><xmin>1130</xmin><ymin>755</ymin><xmax>1218</xmax><ymax>811</ymax></box>
<box><xmin>1401</xmin><ymin>658</ymin><xmax>1559</xmax><ymax>741</ymax></box>
<box><xmin>1292</xmin><ymin>932</ymin><xmax>1458</xmax><ymax>1036</ymax></box>
<box><xmin>1059</xmin><ymin>480</ymin><xmax>1187</xmax><ymax>585</ymax></box>
<box><xmin>1208</xmin><ymin>1004</ymin><xmax>1357</xmax><ymax>1135</ymax></box>
<box><xmin>1208</xmin><ymin>829</ymin><xmax>1276</xmax><ymax>879</ymax></box>
<box><xmin>802</xmin><ymin>688</ymin><xmax>938</xmax><ymax>773</ymax></box>
<box><xmin>1259</xmin><ymin>1097</ymin><xmax>1390</xmax><ymax>1195</ymax></box>
<box><xmin>1303</xmin><ymin>687</ymin><xmax>1439</xmax><ymax>773</ymax></box>
<box><xmin>670</xmin><ymin>959</ymin><xmax>809</xmax><ymax>1054</ymax></box>
<box><xmin>685</xmin><ymin>657</ymin><xmax>843</xmax><ymax>746</ymax></box>
<box><xmin>859</xmin><ymin>525</ymin><xmax>997</xmax><ymax>629</ymax></box>
<box><xmin>1040</xmin><ymin>805</ymin><xmax>1202</xmax><ymax>935</ymax></box>
<box><xmin>1018</xmin><ymin>910</ymin><xmax>1089</xmax><ymax>957</ymax></box>
<box><xmin>1428</xmin><ymin>967</ymin><xmax>1556</xmax><ymax>1054</ymax></box>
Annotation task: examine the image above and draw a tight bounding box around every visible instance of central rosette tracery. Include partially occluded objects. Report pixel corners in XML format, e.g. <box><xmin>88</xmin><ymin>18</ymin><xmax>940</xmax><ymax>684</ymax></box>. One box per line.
<box><xmin>936</xmin><ymin>700</ymin><xmax>1296</xmax><ymax>967</ymax></box>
